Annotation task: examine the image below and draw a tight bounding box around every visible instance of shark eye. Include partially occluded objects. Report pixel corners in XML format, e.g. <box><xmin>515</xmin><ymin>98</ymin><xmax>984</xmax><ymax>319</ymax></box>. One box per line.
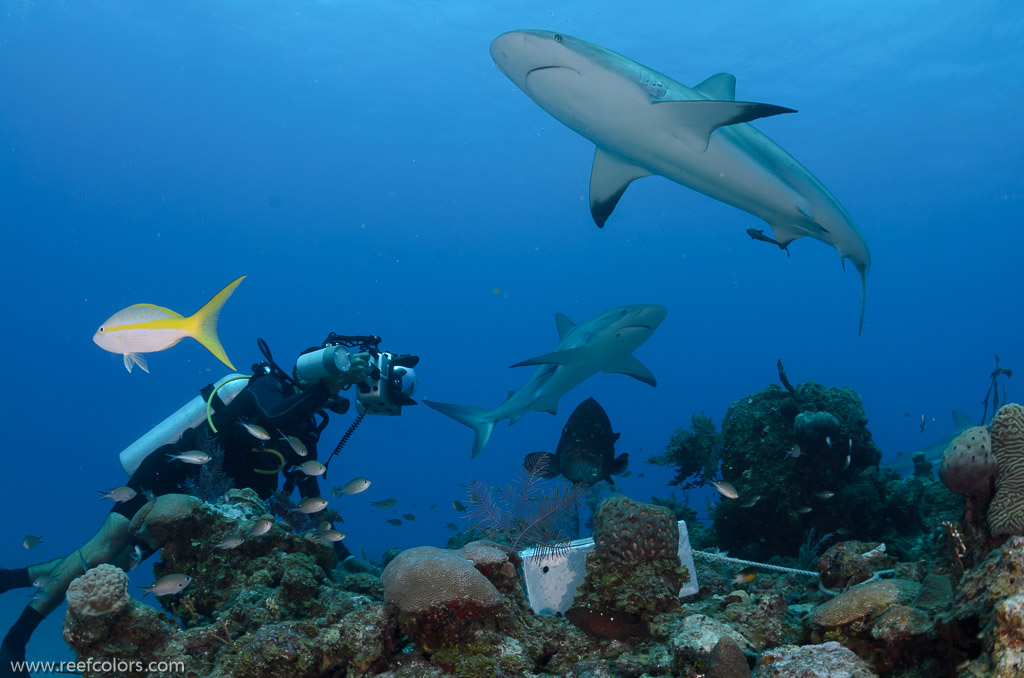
<box><xmin>553</xmin><ymin>34</ymin><xmax>563</xmax><ymax>43</ymax></box>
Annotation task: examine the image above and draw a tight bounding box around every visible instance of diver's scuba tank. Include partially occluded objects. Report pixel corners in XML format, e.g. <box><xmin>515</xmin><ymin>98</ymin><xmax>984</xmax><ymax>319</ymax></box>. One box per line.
<box><xmin>118</xmin><ymin>373</ymin><xmax>250</xmax><ymax>475</ymax></box>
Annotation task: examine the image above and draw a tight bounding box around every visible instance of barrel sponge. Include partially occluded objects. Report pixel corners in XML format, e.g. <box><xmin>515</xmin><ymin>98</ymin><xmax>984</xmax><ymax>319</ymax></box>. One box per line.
<box><xmin>381</xmin><ymin>546</ymin><xmax>502</xmax><ymax>614</ymax></box>
<box><xmin>66</xmin><ymin>564</ymin><xmax>130</xmax><ymax>617</ymax></box>
<box><xmin>592</xmin><ymin>495</ymin><xmax>679</xmax><ymax>562</ymax></box>
<box><xmin>988</xmin><ymin>403</ymin><xmax>1024</xmax><ymax>536</ymax></box>
<box><xmin>939</xmin><ymin>426</ymin><xmax>997</xmax><ymax>495</ymax></box>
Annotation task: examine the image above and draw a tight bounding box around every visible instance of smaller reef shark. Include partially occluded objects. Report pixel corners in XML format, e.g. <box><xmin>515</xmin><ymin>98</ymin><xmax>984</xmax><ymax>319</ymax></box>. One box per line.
<box><xmin>524</xmin><ymin>397</ymin><xmax>628</xmax><ymax>486</ymax></box>
<box><xmin>490</xmin><ymin>30</ymin><xmax>871</xmax><ymax>333</ymax></box>
<box><xmin>425</xmin><ymin>304</ymin><xmax>666</xmax><ymax>457</ymax></box>
<box><xmin>882</xmin><ymin>410</ymin><xmax>975</xmax><ymax>476</ymax></box>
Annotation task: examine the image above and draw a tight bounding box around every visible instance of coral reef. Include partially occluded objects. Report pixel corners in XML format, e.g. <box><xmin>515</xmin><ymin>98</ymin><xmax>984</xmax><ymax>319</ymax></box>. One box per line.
<box><xmin>707</xmin><ymin>635</ymin><xmax>751</xmax><ymax>678</ymax></box>
<box><xmin>649</xmin><ymin>412</ymin><xmax>722</xmax><ymax>488</ymax></box>
<box><xmin>808</xmin><ymin>578</ymin><xmax>921</xmax><ymax>635</ymax></box>
<box><xmin>938</xmin><ymin>535</ymin><xmax>1024</xmax><ymax>677</ymax></box>
<box><xmin>666</xmin><ymin>378</ymin><xmax>960</xmax><ymax>562</ymax></box>
<box><xmin>987</xmin><ymin>403</ymin><xmax>1024</xmax><ymax>536</ymax></box>
<box><xmin>570</xmin><ymin>496</ymin><xmax>688</xmax><ymax>625</ymax></box>
<box><xmin>380</xmin><ymin>545</ymin><xmax>505</xmax><ymax>652</ymax></box>
<box><xmin>63</xmin><ymin>564</ymin><xmax>172</xmax><ymax>657</ymax></box>
<box><xmin>755</xmin><ymin>641</ymin><xmax>878</xmax><ymax>677</ymax></box>
<box><xmin>940</xmin><ymin>426</ymin><xmax>996</xmax><ymax>496</ymax></box>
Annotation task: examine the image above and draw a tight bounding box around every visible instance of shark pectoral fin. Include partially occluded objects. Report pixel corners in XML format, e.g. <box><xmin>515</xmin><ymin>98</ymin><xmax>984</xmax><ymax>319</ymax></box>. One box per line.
<box><xmin>692</xmin><ymin>72</ymin><xmax>737</xmax><ymax>101</ymax></box>
<box><xmin>611</xmin><ymin>452</ymin><xmax>629</xmax><ymax>475</ymax></box>
<box><xmin>510</xmin><ymin>346</ymin><xmax>588</xmax><ymax>368</ymax></box>
<box><xmin>554</xmin><ymin>312</ymin><xmax>576</xmax><ymax>340</ymax></box>
<box><xmin>601</xmin><ymin>353</ymin><xmax>657</xmax><ymax>386</ymax></box>
<box><xmin>656</xmin><ymin>100</ymin><xmax>797</xmax><ymax>152</ymax></box>
<box><xmin>589</xmin><ymin>148</ymin><xmax>652</xmax><ymax>228</ymax></box>
<box><xmin>767</xmin><ymin>215</ymin><xmax>828</xmax><ymax>248</ymax></box>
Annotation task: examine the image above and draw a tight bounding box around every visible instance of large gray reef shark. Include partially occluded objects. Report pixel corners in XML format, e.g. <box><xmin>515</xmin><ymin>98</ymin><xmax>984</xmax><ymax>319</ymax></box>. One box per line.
<box><xmin>882</xmin><ymin>410</ymin><xmax>975</xmax><ymax>476</ymax></box>
<box><xmin>424</xmin><ymin>303</ymin><xmax>666</xmax><ymax>457</ymax></box>
<box><xmin>490</xmin><ymin>30</ymin><xmax>871</xmax><ymax>333</ymax></box>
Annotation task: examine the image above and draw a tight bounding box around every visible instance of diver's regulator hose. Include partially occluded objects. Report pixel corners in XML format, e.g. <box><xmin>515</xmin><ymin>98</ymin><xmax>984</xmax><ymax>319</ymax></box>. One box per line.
<box><xmin>205</xmin><ymin>374</ymin><xmax>251</xmax><ymax>433</ymax></box>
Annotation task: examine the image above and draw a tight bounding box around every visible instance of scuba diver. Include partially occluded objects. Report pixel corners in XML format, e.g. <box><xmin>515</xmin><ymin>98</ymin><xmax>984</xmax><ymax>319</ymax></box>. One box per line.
<box><xmin>0</xmin><ymin>333</ymin><xmax>418</xmax><ymax>677</ymax></box>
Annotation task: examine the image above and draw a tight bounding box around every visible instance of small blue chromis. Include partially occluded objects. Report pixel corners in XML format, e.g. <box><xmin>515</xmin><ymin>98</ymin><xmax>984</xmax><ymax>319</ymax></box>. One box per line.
<box><xmin>92</xmin><ymin>276</ymin><xmax>245</xmax><ymax>373</ymax></box>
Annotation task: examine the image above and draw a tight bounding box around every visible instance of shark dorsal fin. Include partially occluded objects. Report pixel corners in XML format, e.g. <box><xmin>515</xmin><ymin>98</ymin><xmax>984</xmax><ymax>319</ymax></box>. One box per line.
<box><xmin>951</xmin><ymin>410</ymin><xmax>975</xmax><ymax>431</ymax></box>
<box><xmin>693</xmin><ymin>73</ymin><xmax>736</xmax><ymax>101</ymax></box>
<box><xmin>589</xmin><ymin>148</ymin><xmax>652</xmax><ymax>228</ymax></box>
<box><xmin>555</xmin><ymin>312</ymin><xmax>576</xmax><ymax>340</ymax></box>
<box><xmin>654</xmin><ymin>100</ymin><xmax>797</xmax><ymax>153</ymax></box>
<box><xmin>601</xmin><ymin>353</ymin><xmax>657</xmax><ymax>386</ymax></box>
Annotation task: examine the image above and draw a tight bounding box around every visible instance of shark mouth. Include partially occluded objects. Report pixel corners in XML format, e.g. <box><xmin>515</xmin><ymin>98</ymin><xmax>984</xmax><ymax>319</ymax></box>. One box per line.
<box><xmin>526</xmin><ymin>65</ymin><xmax>579</xmax><ymax>78</ymax></box>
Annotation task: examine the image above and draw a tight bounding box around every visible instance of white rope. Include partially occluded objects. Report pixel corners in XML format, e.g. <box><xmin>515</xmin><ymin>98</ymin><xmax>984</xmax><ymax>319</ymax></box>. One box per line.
<box><xmin>692</xmin><ymin>550</ymin><xmax>819</xmax><ymax>577</ymax></box>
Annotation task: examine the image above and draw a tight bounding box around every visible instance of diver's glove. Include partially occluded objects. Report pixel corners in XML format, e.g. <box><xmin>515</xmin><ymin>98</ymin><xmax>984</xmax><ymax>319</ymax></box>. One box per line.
<box><xmin>324</xmin><ymin>351</ymin><xmax>371</xmax><ymax>393</ymax></box>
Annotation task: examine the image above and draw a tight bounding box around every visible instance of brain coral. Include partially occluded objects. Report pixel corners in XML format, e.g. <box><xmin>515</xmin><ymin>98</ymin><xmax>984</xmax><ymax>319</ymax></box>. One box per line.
<box><xmin>66</xmin><ymin>564</ymin><xmax>130</xmax><ymax>616</ymax></box>
<box><xmin>592</xmin><ymin>495</ymin><xmax>679</xmax><ymax>562</ymax></box>
<box><xmin>381</xmin><ymin>545</ymin><xmax>502</xmax><ymax>614</ymax></box>
<box><xmin>988</xmin><ymin>404</ymin><xmax>1024</xmax><ymax>536</ymax></box>
<box><xmin>940</xmin><ymin>426</ymin><xmax>997</xmax><ymax>496</ymax></box>
<box><xmin>809</xmin><ymin>579</ymin><xmax>920</xmax><ymax>629</ymax></box>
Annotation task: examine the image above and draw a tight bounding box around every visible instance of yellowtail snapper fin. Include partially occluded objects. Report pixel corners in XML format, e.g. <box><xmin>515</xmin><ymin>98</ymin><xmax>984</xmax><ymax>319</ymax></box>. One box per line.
<box><xmin>187</xmin><ymin>275</ymin><xmax>245</xmax><ymax>369</ymax></box>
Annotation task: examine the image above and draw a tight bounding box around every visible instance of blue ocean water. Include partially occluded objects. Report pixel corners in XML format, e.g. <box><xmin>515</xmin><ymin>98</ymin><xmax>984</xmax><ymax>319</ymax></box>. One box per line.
<box><xmin>0</xmin><ymin>0</ymin><xmax>1021</xmax><ymax>665</ymax></box>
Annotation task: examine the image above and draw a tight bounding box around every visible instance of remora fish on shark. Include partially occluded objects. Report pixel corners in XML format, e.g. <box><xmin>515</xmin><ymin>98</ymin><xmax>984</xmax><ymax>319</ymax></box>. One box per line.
<box><xmin>490</xmin><ymin>30</ymin><xmax>871</xmax><ymax>333</ymax></box>
<box><xmin>425</xmin><ymin>304</ymin><xmax>666</xmax><ymax>457</ymax></box>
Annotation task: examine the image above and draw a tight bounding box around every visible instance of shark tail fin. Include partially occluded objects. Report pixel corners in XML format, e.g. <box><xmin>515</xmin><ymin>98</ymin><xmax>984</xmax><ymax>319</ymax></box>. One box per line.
<box><xmin>423</xmin><ymin>400</ymin><xmax>496</xmax><ymax>458</ymax></box>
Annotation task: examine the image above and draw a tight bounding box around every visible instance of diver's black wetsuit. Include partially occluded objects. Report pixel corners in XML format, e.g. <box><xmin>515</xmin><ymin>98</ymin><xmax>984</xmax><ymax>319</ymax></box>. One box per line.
<box><xmin>113</xmin><ymin>372</ymin><xmax>351</xmax><ymax>558</ymax></box>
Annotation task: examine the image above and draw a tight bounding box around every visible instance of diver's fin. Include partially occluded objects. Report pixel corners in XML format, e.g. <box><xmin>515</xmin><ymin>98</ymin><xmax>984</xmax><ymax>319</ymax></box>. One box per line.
<box><xmin>510</xmin><ymin>346</ymin><xmax>587</xmax><ymax>368</ymax></box>
<box><xmin>124</xmin><ymin>353</ymin><xmax>149</xmax><ymax>374</ymax></box>
<box><xmin>692</xmin><ymin>73</ymin><xmax>736</xmax><ymax>101</ymax></box>
<box><xmin>611</xmin><ymin>452</ymin><xmax>629</xmax><ymax>476</ymax></box>
<box><xmin>423</xmin><ymin>400</ymin><xmax>496</xmax><ymax>458</ymax></box>
<box><xmin>524</xmin><ymin>451</ymin><xmax>560</xmax><ymax>478</ymax></box>
<box><xmin>554</xmin><ymin>312</ymin><xmax>576</xmax><ymax>340</ymax></box>
<box><xmin>655</xmin><ymin>100</ymin><xmax>796</xmax><ymax>152</ymax></box>
<box><xmin>601</xmin><ymin>353</ymin><xmax>657</xmax><ymax>386</ymax></box>
<box><xmin>187</xmin><ymin>275</ymin><xmax>245</xmax><ymax>370</ymax></box>
<box><xmin>589</xmin><ymin>148</ymin><xmax>652</xmax><ymax>228</ymax></box>
<box><xmin>951</xmin><ymin>410</ymin><xmax>975</xmax><ymax>431</ymax></box>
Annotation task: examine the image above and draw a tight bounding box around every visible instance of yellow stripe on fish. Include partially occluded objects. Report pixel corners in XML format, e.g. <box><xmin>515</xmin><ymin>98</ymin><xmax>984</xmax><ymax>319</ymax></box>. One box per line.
<box><xmin>93</xmin><ymin>276</ymin><xmax>246</xmax><ymax>373</ymax></box>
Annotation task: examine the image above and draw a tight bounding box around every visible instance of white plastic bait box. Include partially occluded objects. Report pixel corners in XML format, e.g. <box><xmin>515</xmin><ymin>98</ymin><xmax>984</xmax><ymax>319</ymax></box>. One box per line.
<box><xmin>518</xmin><ymin>520</ymin><xmax>699</xmax><ymax>615</ymax></box>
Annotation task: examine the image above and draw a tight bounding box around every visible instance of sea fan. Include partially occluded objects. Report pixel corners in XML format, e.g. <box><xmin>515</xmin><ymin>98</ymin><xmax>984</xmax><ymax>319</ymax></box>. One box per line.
<box><xmin>466</xmin><ymin>454</ymin><xmax>586</xmax><ymax>561</ymax></box>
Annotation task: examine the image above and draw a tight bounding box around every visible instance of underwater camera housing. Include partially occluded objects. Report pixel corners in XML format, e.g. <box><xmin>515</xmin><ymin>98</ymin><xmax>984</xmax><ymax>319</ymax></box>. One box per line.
<box><xmin>356</xmin><ymin>351</ymin><xmax>419</xmax><ymax>416</ymax></box>
<box><xmin>298</xmin><ymin>333</ymin><xmax>419</xmax><ymax>416</ymax></box>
